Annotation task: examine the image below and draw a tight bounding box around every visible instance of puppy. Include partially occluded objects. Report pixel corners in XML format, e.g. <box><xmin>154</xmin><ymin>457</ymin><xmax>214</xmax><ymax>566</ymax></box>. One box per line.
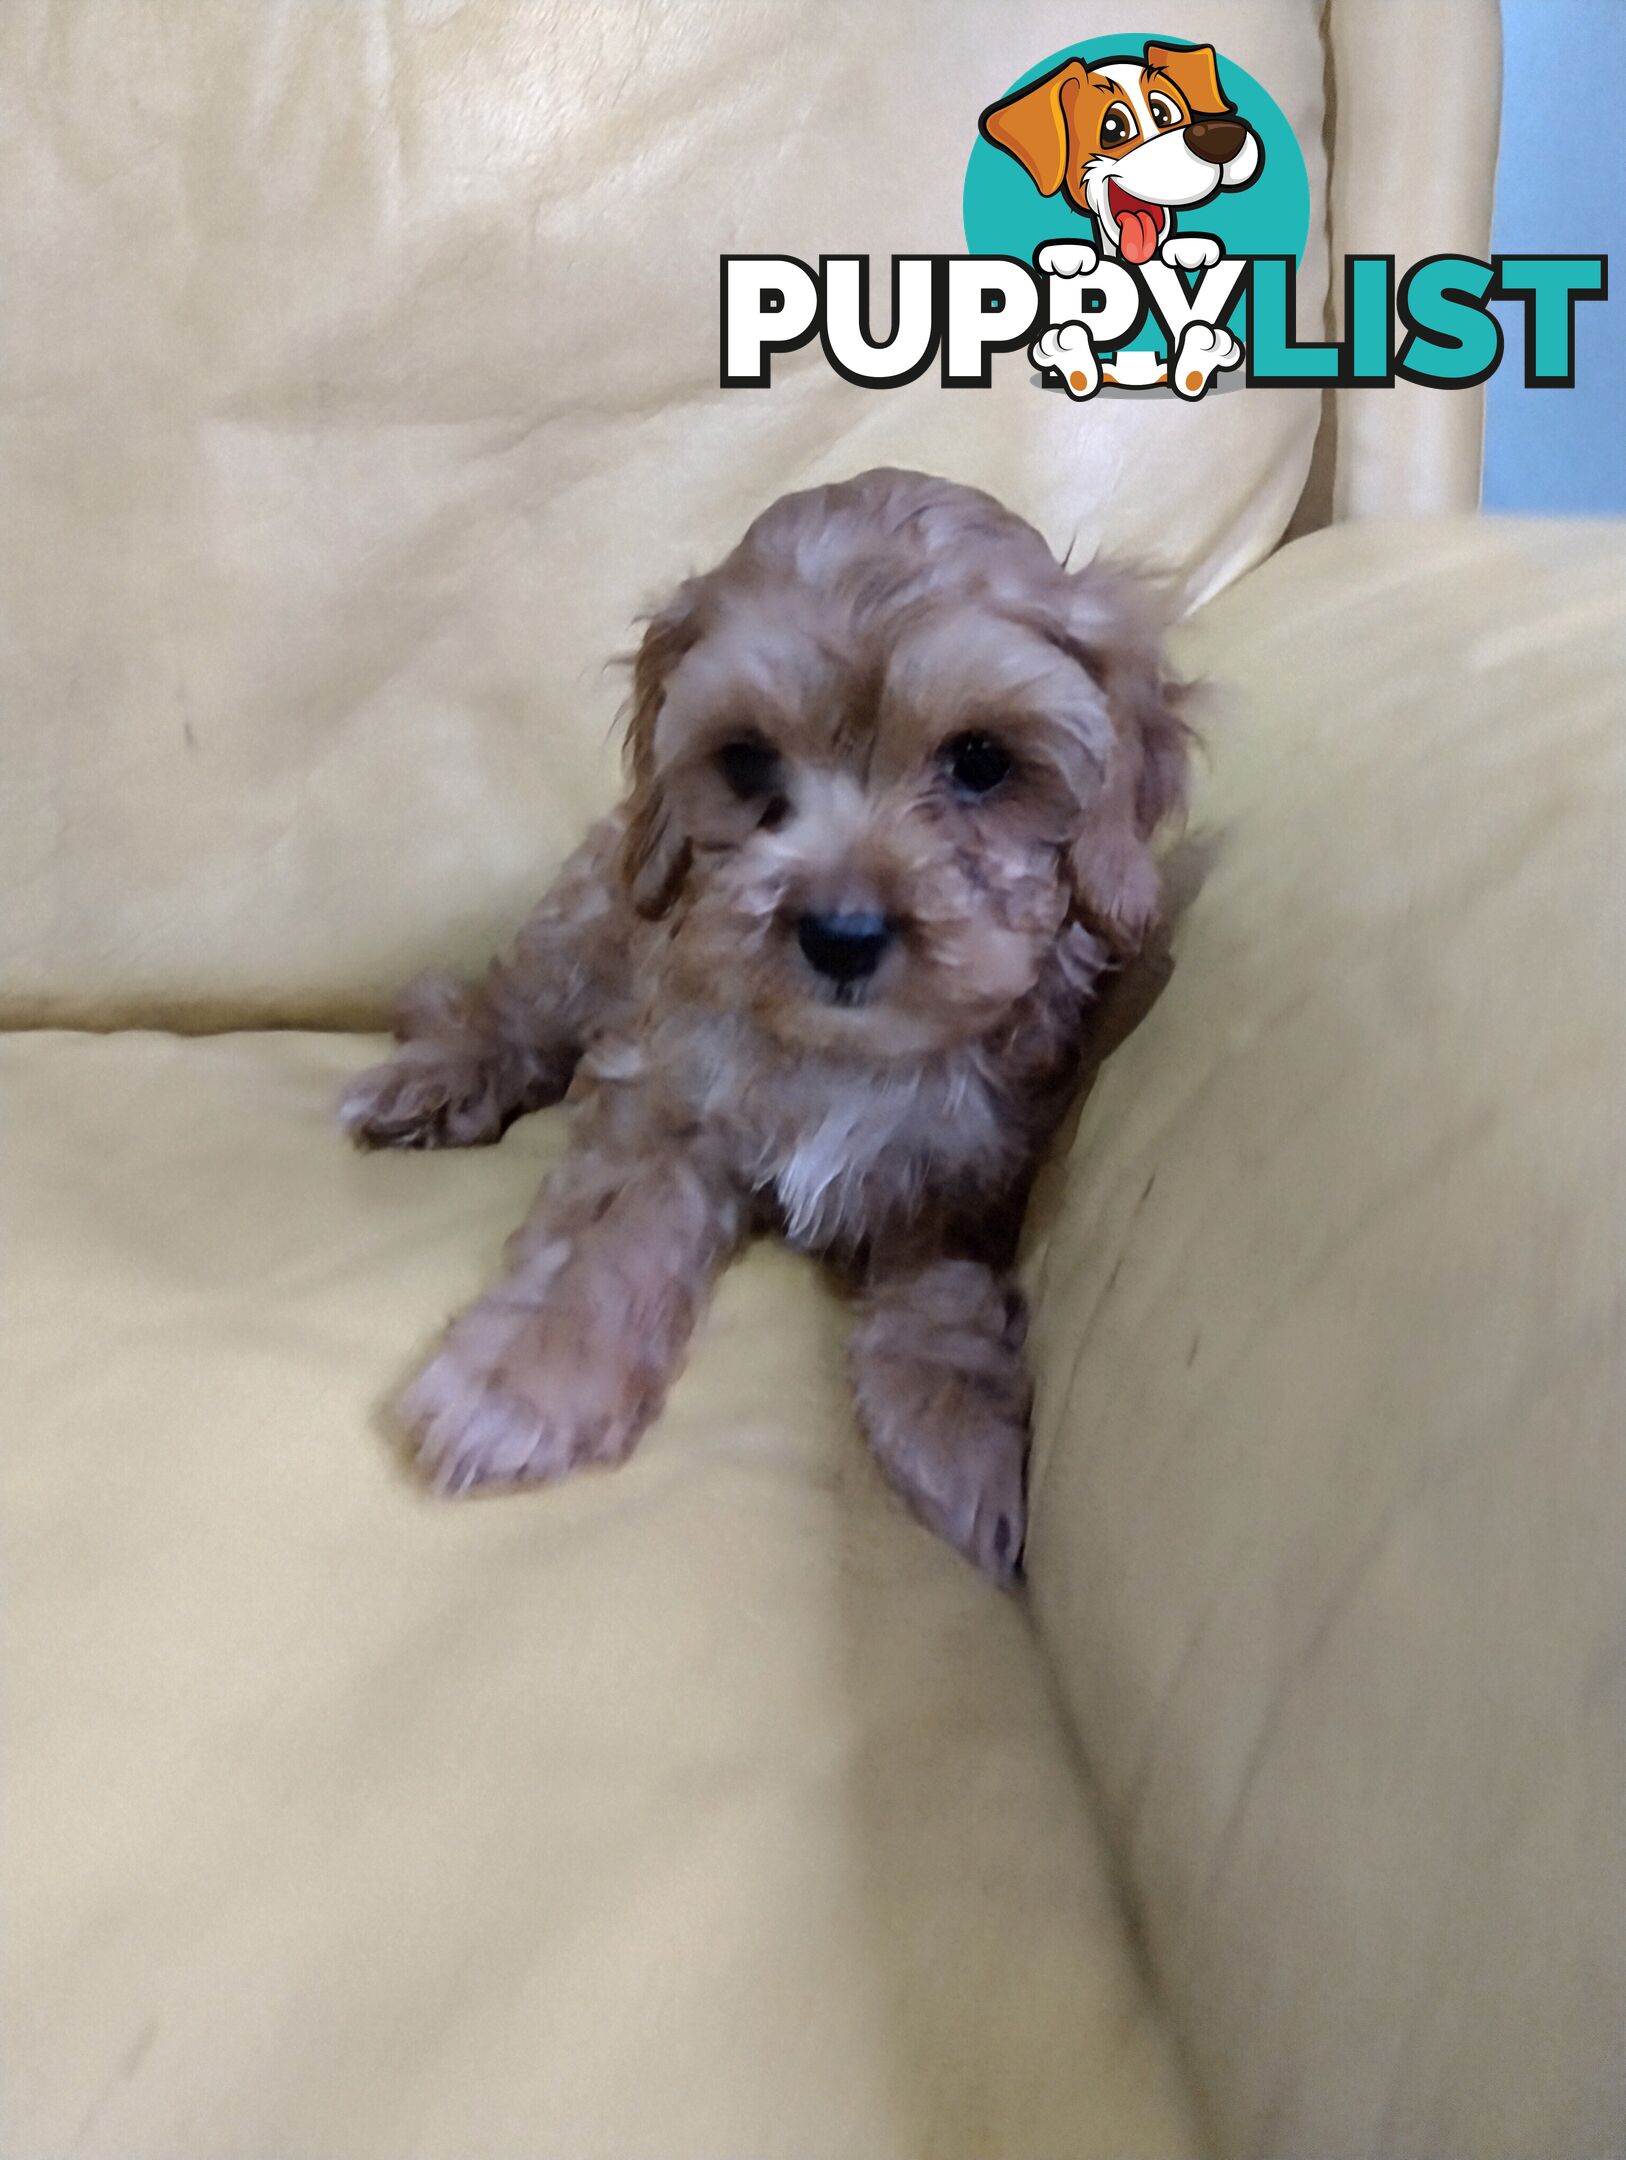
<box><xmin>340</xmin><ymin>469</ymin><xmax>1189</xmax><ymax>1579</ymax></box>
<box><xmin>980</xmin><ymin>39</ymin><xmax>1261</xmax><ymax>263</ymax></box>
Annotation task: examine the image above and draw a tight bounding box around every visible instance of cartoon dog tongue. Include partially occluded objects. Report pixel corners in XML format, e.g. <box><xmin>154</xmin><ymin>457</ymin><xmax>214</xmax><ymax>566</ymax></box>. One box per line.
<box><xmin>1111</xmin><ymin>187</ymin><xmax>1162</xmax><ymax>265</ymax></box>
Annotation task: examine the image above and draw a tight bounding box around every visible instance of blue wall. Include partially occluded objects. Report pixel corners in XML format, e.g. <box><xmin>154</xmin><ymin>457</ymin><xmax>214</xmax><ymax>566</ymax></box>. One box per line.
<box><xmin>1483</xmin><ymin>0</ymin><xmax>1625</xmax><ymax>513</ymax></box>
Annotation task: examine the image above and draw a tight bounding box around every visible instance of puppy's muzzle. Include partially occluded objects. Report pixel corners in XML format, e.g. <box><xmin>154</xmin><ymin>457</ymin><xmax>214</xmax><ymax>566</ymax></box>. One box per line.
<box><xmin>1184</xmin><ymin>117</ymin><xmax>1247</xmax><ymax>165</ymax></box>
<box><xmin>797</xmin><ymin>909</ymin><xmax>892</xmax><ymax>985</ymax></box>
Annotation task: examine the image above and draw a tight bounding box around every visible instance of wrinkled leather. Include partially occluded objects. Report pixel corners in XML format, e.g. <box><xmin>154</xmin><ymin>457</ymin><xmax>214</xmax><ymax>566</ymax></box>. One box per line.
<box><xmin>9</xmin><ymin>9</ymin><xmax>1599</xmax><ymax>2160</ymax></box>
<box><xmin>1025</xmin><ymin>516</ymin><xmax>1626</xmax><ymax>2160</ymax></box>
<box><xmin>0</xmin><ymin>0</ymin><xmax>1329</xmax><ymax>1030</ymax></box>
<box><xmin>8</xmin><ymin>519</ymin><xmax>1620</xmax><ymax>2160</ymax></box>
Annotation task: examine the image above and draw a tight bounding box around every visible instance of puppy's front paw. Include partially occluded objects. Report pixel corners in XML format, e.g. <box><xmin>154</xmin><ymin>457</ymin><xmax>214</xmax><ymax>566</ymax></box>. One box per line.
<box><xmin>882</xmin><ymin>1410</ymin><xmax>1029</xmax><ymax>1584</ymax></box>
<box><xmin>394</xmin><ymin>1293</ymin><xmax>651</xmax><ymax>1494</ymax></box>
<box><xmin>854</xmin><ymin>1263</ymin><xmax>1032</xmax><ymax>1581</ymax></box>
<box><xmin>339</xmin><ymin>1044</ymin><xmax>512</xmax><ymax>1151</ymax></box>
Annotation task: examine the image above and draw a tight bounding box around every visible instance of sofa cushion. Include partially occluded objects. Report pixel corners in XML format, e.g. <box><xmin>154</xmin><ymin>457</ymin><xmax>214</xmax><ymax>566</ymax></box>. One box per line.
<box><xmin>2</xmin><ymin>1026</ymin><xmax>1196</xmax><ymax>2160</ymax></box>
<box><xmin>1023</xmin><ymin>517</ymin><xmax>1625</xmax><ymax>2160</ymax></box>
<box><xmin>0</xmin><ymin>0</ymin><xmax>1325</xmax><ymax>1028</ymax></box>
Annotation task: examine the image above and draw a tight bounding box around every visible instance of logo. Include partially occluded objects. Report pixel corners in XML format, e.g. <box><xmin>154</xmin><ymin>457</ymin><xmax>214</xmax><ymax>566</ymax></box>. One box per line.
<box><xmin>720</xmin><ymin>36</ymin><xmax>1607</xmax><ymax>401</ymax></box>
<box><xmin>968</xmin><ymin>35</ymin><xmax>1303</xmax><ymax>396</ymax></box>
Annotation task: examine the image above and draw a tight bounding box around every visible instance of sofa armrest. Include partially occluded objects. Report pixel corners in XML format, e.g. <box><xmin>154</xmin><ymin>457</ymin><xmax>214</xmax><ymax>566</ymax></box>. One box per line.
<box><xmin>1022</xmin><ymin>516</ymin><xmax>1625</xmax><ymax>2160</ymax></box>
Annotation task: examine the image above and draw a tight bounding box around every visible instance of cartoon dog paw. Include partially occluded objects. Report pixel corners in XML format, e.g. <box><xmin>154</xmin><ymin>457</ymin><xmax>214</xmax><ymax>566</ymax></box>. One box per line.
<box><xmin>1172</xmin><ymin>320</ymin><xmax>1243</xmax><ymax>398</ymax></box>
<box><xmin>1159</xmin><ymin>233</ymin><xmax>1223</xmax><ymax>272</ymax></box>
<box><xmin>1030</xmin><ymin>321</ymin><xmax>1100</xmax><ymax>400</ymax></box>
<box><xmin>1034</xmin><ymin>240</ymin><xmax>1099</xmax><ymax>280</ymax></box>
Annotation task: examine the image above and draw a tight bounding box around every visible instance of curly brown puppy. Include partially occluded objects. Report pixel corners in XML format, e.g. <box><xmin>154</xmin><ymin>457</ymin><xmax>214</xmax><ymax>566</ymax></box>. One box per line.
<box><xmin>341</xmin><ymin>468</ymin><xmax>1189</xmax><ymax>1579</ymax></box>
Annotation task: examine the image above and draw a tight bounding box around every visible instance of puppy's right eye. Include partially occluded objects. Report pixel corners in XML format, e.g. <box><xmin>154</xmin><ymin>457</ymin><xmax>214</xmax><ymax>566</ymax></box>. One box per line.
<box><xmin>715</xmin><ymin>735</ymin><xmax>781</xmax><ymax>802</ymax></box>
<box><xmin>1099</xmin><ymin>102</ymin><xmax>1137</xmax><ymax>149</ymax></box>
<box><xmin>943</xmin><ymin>731</ymin><xmax>1014</xmax><ymax>798</ymax></box>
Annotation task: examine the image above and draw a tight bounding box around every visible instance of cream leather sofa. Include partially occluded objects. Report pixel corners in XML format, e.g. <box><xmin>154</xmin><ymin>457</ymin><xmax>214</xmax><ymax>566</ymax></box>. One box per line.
<box><xmin>6</xmin><ymin>5</ymin><xmax>1621</xmax><ymax>2157</ymax></box>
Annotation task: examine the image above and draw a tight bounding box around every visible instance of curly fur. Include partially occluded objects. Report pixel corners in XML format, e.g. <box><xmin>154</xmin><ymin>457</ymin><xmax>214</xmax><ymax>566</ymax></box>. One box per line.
<box><xmin>341</xmin><ymin>468</ymin><xmax>1190</xmax><ymax>1579</ymax></box>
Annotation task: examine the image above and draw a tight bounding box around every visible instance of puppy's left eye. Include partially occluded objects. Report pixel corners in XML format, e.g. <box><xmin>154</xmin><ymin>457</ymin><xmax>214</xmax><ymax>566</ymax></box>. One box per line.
<box><xmin>1148</xmin><ymin>93</ymin><xmax>1183</xmax><ymax>129</ymax></box>
<box><xmin>715</xmin><ymin>734</ymin><xmax>781</xmax><ymax>801</ymax></box>
<box><xmin>943</xmin><ymin>732</ymin><xmax>1014</xmax><ymax>798</ymax></box>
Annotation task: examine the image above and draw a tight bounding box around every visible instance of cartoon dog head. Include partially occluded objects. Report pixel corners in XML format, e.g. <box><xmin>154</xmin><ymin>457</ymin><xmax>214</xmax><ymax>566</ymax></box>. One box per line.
<box><xmin>980</xmin><ymin>41</ymin><xmax>1261</xmax><ymax>264</ymax></box>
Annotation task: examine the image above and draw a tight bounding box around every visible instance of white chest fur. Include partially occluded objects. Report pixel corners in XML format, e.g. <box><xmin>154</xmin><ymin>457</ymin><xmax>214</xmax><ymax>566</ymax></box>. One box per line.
<box><xmin>758</xmin><ymin>1053</ymin><xmax>1011</xmax><ymax>1251</ymax></box>
<box><xmin>771</xmin><ymin>1090</ymin><xmax>923</xmax><ymax>1246</ymax></box>
<box><xmin>641</xmin><ymin>966</ymin><xmax>1090</xmax><ymax>1255</ymax></box>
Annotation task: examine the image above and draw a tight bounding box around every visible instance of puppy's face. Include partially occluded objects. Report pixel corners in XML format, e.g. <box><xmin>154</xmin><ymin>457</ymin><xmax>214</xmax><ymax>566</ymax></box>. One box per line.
<box><xmin>622</xmin><ymin>472</ymin><xmax>1187</xmax><ymax>1061</ymax></box>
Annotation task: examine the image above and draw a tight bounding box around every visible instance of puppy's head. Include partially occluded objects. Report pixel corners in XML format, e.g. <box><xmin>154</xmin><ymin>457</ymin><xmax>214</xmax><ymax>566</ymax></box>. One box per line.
<box><xmin>980</xmin><ymin>42</ymin><xmax>1261</xmax><ymax>262</ymax></box>
<box><xmin>621</xmin><ymin>469</ymin><xmax>1189</xmax><ymax>1060</ymax></box>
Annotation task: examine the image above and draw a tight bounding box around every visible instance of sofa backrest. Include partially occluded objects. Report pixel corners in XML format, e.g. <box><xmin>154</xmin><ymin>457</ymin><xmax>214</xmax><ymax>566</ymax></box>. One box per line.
<box><xmin>0</xmin><ymin>0</ymin><xmax>1492</xmax><ymax>1027</ymax></box>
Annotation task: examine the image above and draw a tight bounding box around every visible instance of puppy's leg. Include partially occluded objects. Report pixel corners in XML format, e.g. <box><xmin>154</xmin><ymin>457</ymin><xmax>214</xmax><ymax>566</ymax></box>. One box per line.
<box><xmin>850</xmin><ymin>1257</ymin><xmax>1032</xmax><ymax>1582</ymax></box>
<box><xmin>340</xmin><ymin>811</ymin><xmax>640</xmax><ymax>1150</ymax></box>
<box><xmin>397</xmin><ymin>1103</ymin><xmax>744</xmax><ymax>1493</ymax></box>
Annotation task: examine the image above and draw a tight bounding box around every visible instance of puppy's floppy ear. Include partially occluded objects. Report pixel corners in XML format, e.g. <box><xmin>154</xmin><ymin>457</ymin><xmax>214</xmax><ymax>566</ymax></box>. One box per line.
<box><xmin>979</xmin><ymin>59</ymin><xmax>1089</xmax><ymax>197</ymax></box>
<box><xmin>1144</xmin><ymin>40</ymin><xmax>1232</xmax><ymax>117</ymax></box>
<box><xmin>1057</xmin><ymin>578</ymin><xmax>1193</xmax><ymax>955</ymax></box>
<box><xmin>619</xmin><ymin>583</ymin><xmax>703</xmax><ymax>918</ymax></box>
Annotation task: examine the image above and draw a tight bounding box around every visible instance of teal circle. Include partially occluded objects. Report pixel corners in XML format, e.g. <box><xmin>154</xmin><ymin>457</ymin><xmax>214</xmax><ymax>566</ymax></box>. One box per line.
<box><xmin>963</xmin><ymin>35</ymin><xmax>1310</xmax><ymax>356</ymax></box>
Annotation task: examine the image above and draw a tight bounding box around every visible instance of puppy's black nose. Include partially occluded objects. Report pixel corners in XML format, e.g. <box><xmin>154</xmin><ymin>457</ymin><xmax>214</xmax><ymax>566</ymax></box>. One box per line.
<box><xmin>797</xmin><ymin>910</ymin><xmax>892</xmax><ymax>984</ymax></box>
<box><xmin>1185</xmin><ymin>117</ymin><xmax>1248</xmax><ymax>165</ymax></box>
